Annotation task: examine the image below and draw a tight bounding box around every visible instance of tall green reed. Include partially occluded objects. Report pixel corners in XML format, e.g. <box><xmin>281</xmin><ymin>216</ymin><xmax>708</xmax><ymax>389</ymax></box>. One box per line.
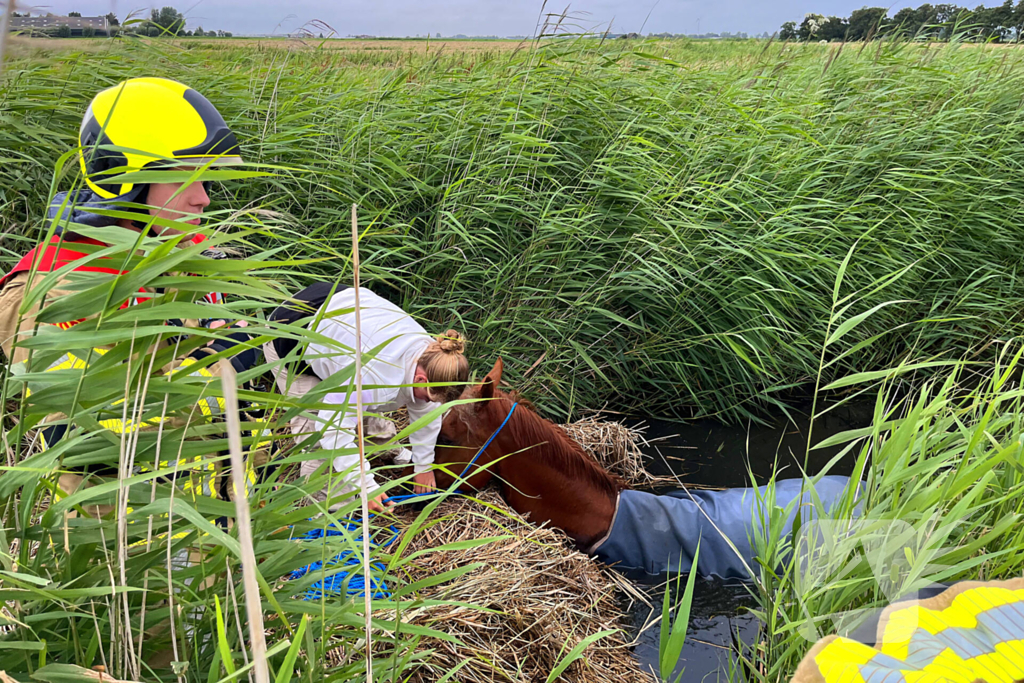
<box><xmin>742</xmin><ymin>346</ymin><xmax>1024</xmax><ymax>680</ymax></box>
<box><xmin>4</xmin><ymin>37</ymin><xmax>1024</xmax><ymax>422</ymax></box>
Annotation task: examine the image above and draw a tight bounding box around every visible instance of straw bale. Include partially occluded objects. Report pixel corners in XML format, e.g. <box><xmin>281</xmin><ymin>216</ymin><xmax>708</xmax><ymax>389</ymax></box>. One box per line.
<box><xmin>559</xmin><ymin>416</ymin><xmax>674</xmax><ymax>488</ymax></box>
<box><xmin>323</xmin><ymin>490</ymin><xmax>654</xmax><ymax>682</ymax></box>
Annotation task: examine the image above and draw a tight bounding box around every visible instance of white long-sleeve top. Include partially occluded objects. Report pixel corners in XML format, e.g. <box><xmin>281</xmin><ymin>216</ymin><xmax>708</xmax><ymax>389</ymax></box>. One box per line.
<box><xmin>305</xmin><ymin>287</ymin><xmax>441</xmax><ymax>494</ymax></box>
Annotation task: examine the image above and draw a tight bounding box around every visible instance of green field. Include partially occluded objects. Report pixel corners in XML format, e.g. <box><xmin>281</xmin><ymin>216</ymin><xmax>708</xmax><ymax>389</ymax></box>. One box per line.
<box><xmin>5</xmin><ymin>36</ymin><xmax>1024</xmax><ymax>421</ymax></box>
<box><xmin>3</xmin><ymin>35</ymin><xmax>1024</xmax><ymax>683</ymax></box>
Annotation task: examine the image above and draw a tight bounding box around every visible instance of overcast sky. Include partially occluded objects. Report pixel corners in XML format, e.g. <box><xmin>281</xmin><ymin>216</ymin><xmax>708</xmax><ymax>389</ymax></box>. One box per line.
<box><xmin>13</xmin><ymin>0</ymin><xmax>1014</xmax><ymax>38</ymax></box>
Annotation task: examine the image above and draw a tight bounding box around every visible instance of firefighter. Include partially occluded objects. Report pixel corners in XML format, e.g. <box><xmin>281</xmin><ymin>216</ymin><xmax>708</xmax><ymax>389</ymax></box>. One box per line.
<box><xmin>0</xmin><ymin>77</ymin><xmax>262</xmax><ymax>513</ymax></box>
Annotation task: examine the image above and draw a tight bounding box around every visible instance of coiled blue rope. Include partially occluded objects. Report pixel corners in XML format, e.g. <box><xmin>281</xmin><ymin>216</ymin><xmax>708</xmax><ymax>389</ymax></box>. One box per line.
<box><xmin>291</xmin><ymin>403</ymin><xmax>518</xmax><ymax>601</ymax></box>
<box><xmin>289</xmin><ymin>522</ymin><xmax>400</xmax><ymax>600</ymax></box>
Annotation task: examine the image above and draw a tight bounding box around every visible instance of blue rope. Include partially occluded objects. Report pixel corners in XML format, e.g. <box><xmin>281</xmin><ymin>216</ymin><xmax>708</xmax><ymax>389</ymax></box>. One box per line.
<box><xmin>289</xmin><ymin>521</ymin><xmax>400</xmax><ymax>600</ymax></box>
<box><xmin>291</xmin><ymin>403</ymin><xmax>519</xmax><ymax>601</ymax></box>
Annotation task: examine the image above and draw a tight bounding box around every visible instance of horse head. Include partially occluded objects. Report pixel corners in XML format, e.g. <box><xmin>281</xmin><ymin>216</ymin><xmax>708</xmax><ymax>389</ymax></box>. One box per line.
<box><xmin>434</xmin><ymin>357</ymin><xmax>622</xmax><ymax>549</ymax></box>
<box><xmin>434</xmin><ymin>357</ymin><xmax>509</xmax><ymax>491</ymax></box>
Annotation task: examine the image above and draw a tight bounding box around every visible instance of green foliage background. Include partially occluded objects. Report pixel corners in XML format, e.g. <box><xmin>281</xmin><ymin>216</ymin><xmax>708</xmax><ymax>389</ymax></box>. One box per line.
<box><xmin>4</xmin><ymin>37</ymin><xmax>1024</xmax><ymax>422</ymax></box>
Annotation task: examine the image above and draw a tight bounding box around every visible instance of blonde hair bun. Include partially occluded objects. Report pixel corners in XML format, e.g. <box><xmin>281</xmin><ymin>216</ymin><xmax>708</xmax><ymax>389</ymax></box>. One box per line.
<box><xmin>420</xmin><ymin>330</ymin><xmax>470</xmax><ymax>403</ymax></box>
<box><xmin>438</xmin><ymin>329</ymin><xmax>465</xmax><ymax>354</ymax></box>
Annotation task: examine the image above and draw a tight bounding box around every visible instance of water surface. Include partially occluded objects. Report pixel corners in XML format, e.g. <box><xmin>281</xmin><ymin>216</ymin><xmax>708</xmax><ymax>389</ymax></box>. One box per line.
<box><xmin>619</xmin><ymin>400</ymin><xmax>873</xmax><ymax>680</ymax></box>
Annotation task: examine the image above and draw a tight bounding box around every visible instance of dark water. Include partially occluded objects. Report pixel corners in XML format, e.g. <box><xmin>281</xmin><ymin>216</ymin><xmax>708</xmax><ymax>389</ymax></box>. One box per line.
<box><xmin>621</xmin><ymin>571</ymin><xmax>759</xmax><ymax>682</ymax></box>
<box><xmin>617</xmin><ymin>400</ymin><xmax>874</xmax><ymax>681</ymax></box>
<box><xmin>627</xmin><ymin>399</ymin><xmax>873</xmax><ymax>489</ymax></box>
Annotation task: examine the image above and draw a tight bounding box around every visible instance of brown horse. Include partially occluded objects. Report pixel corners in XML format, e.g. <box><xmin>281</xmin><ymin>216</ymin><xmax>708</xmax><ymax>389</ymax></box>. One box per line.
<box><xmin>433</xmin><ymin>358</ymin><xmax>858</xmax><ymax>580</ymax></box>
<box><xmin>433</xmin><ymin>358</ymin><xmax>624</xmax><ymax>550</ymax></box>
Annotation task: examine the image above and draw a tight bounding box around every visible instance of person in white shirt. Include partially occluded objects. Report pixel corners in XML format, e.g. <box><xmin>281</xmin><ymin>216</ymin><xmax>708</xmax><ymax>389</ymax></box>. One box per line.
<box><xmin>263</xmin><ymin>282</ymin><xmax>469</xmax><ymax>512</ymax></box>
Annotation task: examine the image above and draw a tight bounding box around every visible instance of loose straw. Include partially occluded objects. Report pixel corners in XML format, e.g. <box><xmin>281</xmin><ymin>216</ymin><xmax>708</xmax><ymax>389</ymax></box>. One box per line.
<box><xmin>222</xmin><ymin>362</ymin><xmax>270</xmax><ymax>683</ymax></box>
<box><xmin>350</xmin><ymin>203</ymin><xmax>375</xmax><ymax>683</ymax></box>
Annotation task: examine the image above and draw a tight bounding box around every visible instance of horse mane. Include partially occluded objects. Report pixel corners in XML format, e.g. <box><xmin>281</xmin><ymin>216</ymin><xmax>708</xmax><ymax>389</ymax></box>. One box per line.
<box><xmin>506</xmin><ymin>390</ymin><xmax>534</xmax><ymax>411</ymax></box>
<box><xmin>495</xmin><ymin>391</ymin><xmax>626</xmax><ymax>496</ymax></box>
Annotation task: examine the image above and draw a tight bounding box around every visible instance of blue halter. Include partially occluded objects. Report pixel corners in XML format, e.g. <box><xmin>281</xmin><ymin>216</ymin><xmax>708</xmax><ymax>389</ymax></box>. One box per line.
<box><xmin>456</xmin><ymin>400</ymin><xmax>518</xmax><ymax>481</ymax></box>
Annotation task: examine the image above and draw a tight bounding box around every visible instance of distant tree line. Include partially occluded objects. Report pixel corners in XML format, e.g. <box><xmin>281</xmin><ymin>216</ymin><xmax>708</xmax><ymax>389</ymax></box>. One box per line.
<box><xmin>125</xmin><ymin>7</ymin><xmax>233</xmax><ymax>37</ymax></box>
<box><xmin>779</xmin><ymin>2</ymin><xmax>1024</xmax><ymax>42</ymax></box>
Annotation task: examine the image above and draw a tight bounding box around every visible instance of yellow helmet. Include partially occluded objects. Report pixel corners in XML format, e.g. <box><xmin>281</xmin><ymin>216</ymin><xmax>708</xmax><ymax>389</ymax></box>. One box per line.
<box><xmin>78</xmin><ymin>77</ymin><xmax>242</xmax><ymax>200</ymax></box>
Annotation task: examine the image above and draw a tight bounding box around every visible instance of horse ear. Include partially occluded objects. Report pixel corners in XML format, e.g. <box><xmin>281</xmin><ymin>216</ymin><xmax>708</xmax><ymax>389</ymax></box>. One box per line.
<box><xmin>479</xmin><ymin>357</ymin><xmax>504</xmax><ymax>401</ymax></box>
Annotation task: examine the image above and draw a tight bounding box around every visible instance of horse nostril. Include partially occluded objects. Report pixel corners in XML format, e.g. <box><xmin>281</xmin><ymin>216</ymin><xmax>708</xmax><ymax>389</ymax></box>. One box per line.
<box><xmin>437</xmin><ymin>436</ymin><xmax>454</xmax><ymax>447</ymax></box>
